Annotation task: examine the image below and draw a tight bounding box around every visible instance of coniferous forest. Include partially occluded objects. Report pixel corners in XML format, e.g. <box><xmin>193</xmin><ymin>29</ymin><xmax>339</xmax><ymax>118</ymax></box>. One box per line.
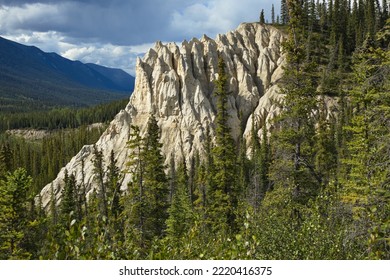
<box><xmin>0</xmin><ymin>0</ymin><xmax>389</xmax><ymax>259</ymax></box>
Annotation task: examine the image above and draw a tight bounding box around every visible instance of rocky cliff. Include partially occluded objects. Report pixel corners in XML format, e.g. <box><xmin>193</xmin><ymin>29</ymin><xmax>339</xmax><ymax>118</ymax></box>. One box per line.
<box><xmin>39</xmin><ymin>22</ymin><xmax>286</xmax><ymax>209</ymax></box>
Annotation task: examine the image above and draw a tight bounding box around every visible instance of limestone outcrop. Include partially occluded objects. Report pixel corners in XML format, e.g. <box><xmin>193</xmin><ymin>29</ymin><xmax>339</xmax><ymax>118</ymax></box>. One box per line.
<box><xmin>39</xmin><ymin>23</ymin><xmax>287</xmax><ymax>209</ymax></box>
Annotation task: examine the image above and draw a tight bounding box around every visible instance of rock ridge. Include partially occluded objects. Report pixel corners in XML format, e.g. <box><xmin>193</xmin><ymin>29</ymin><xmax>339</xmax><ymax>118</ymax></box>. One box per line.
<box><xmin>39</xmin><ymin>22</ymin><xmax>287</xmax><ymax>209</ymax></box>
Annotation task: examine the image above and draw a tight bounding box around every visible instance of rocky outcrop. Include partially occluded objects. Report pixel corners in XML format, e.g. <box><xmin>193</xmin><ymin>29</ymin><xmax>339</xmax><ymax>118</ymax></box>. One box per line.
<box><xmin>39</xmin><ymin>23</ymin><xmax>287</xmax><ymax>209</ymax></box>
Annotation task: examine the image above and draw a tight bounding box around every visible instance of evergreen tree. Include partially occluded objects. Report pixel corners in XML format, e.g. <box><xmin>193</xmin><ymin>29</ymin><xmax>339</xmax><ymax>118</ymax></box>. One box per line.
<box><xmin>165</xmin><ymin>160</ymin><xmax>193</xmax><ymax>240</ymax></box>
<box><xmin>270</xmin><ymin>0</ymin><xmax>320</xmax><ymax>207</ymax></box>
<box><xmin>366</xmin><ymin>0</ymin><xmax>377</xmax><ymax>38</ymax></box>
<box><xmin>123</xmin><ymin>116</ymin><xmax>169</xmax><ymax>252</ymax></box>
<box><xmin>123</xmin><ymin>125</ymin><xmax>147</xmax><ymax>249</ymax></box>
<box><xmin>382</xmin><ymin>0</ymin><xmax>389</xmax><ymax>26</ymax></box>
<box><xmin>259</xmin><ymin>124</ymin><xmax>271</xmax><ymax>197</ymax></box>
<box><xmin>272</xmin><ymin>4</ymin><xmax>276</xmax><ymax>24</ymax></box>
<box><xmin>49</xmin><ymin>183</ymin><xmax>58</xmax><ymax>226</ymax></box>
<box><xmin>0</xmin><ymin>143</ymin><xmax>12</xmax><ymax>178</ymax></box>
<box><xmin>143</xmin><ymin>114</ymin><xmax>169</xmax><ymax>239</ymax></box>
<box><xmin>341</xmin><ymin>22</ymin><xmax>390</xmax><ymax>258</ymax></box>
<box><xmin>60</xmin><ymin>170</ymin><xmax>77</xmax><ymax>225</ymax></box>
<box><xmin>92</xmin><ymin>145</ymin><xmax>108</xmax><ymax>218</ymax></box>
<box><xmin>107</xmin><ymin>149</ymin><xmax>122</xmax><ymax>219</ymax></box>
<box><xmin>314</xmin><ymin>97</ymin><xmax>338</xmax><ymax>186</ymax></box>
<box><xmin>281</xmin><ymin>0</ymin><xmax>290</xmax><ymax>24</ymax></box>
<box><xmin>209</xmin><ymin>55</ymin><xmax>239</xmax><ymax>232</ymax></box>
<box><xmin>0</xmin><ymin>168</ymin><xmax>32</xmax><ymax>259</ymax></box>
<box><xmin>260</xmin><ymin>9</ymin><xmax>265</xmax><ymax>24</ymax></box>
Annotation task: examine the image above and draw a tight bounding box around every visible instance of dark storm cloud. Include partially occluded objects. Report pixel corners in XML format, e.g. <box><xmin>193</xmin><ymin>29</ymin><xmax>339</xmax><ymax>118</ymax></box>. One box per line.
<box><xmin>0</xmin><ymin>0</ymin><xmax>278</xmax><ymax>74</ymax></box>
<box><xmin>0</xmin><ymin>0</ymin><xmax>200</xmax><ymax>45</ymax></box>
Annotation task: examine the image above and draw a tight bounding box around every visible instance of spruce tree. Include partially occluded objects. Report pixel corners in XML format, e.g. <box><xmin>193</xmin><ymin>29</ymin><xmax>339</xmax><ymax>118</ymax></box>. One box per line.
<box><xmin>165</xmin><ymin>160</ymin><xmax>193</xmax><ymax>240</ymax></box>
<box><xmin>123</xmin><ymin>116</ymin><xmax>169</xmax><ymax>250</ymax></box>
<box><xmin>260</xmin><ymin>9</ymin><xmax>265</xmax><ymax>24</ymax></box>
<box><xmin>272</xmin><ymin>4</ymin><xmax>276</xmax><ymax>24</ymax></box>
<box><xmin>107</xmin><ymin>149</ymin><xmax>122</xmax><ymax>219</ymax></box>
<box><xmin>209</xmin><ymin>55</ymin><xmax>238</xmax><ymax>232</ymax></box>
<box><xmin>60</xmin><ymin>170</ymin><xmax>77</xmax><ymax>226</ymax></box>
<box><xmin>92</xmin><ymin>145</ymin><xmax>108</xmax><ymax>218</ymax></box>
<box><xmin>0</xmin><ymin>144</ymin><xmax>12</xmax><ymax>178</ymax></box>
<box><xmin>270</xmin><ymin>0</ymin><xmax>320</xmax><ymax>206</ymax></box>
<box><xmin>143</xmin><ymin>114</ymin><xmax>169</xmax><ymax>239</ymax></box>
<box><xmin>123</xmin><ymin>125</ymin><xmax>147</xmax><ymax>249</ymax></box>
<box><xmin>341</xmin><ymin>22</ymin><xmax>390</xmax><ymax>258</ymax></box>
<box><xmin>0</xmin><ymin>168</ymin><xmax>32</xmax><ymax>259</ymax></box>
<box><xmin>281</xmin><ymin>0</ymin><xmax>290</xmax><ymax>24</ymax></box>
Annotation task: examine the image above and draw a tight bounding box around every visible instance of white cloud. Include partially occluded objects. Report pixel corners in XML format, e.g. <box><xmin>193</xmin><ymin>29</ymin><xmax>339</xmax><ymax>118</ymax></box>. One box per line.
<box><xmin>0</xmin><ymin>3</ymin><xmax>66</xmax><ymax>32</ymax></box>
<box><xmin>170</xmin><ymin>0</ymin><xmax>275</xmax><ymax>39</ymax></box>
<box><xmin>0</xmin><ymin>0</ymin><xmax>279</xmax><ymax>76</ymax></box>
<box><xmin>61</xmin><ymin>43</ymin><xmax>156</xmax><ymax>76</ymax></box>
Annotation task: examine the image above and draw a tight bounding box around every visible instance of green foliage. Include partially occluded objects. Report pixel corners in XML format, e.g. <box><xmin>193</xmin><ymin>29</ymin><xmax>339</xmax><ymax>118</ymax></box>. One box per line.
<box><xmin>0</xmin><ymin>168</ymin><xmax>32</xmax><ymax>259</ymax></box>
<box><xmin>165</xmin><ymin>160</ymin><xmax>193</xmax><ymax>241</ymax></box>
<box><xmin>209</xmin><ymin>56</ymin><xmax>239</xmax><ymax>232</ymax></box>
<box><xmin>271</xmin><ymin>0</ymin><xmax>321</xmax><ymax>206</ymax></box>
<box><xmin>122</xmin><ymin>116</ymin><xmax>169</xmax><ymax>255</ymax></box>
<box><xmin>0</xmin><ymin>98</ymin><xmax>128</xmax><ymax>132</ymax></box>
<box><xmin>60</xmin><ymin>170</ymin><xmax>77</xmax><ymax>225</ymax></box>
<box><xmin>259</xmin><ymin>9</ymin><xmax>265</xmax><ymax>24</ymax></box>
<box><xmin>339</xmin><ymin>21</ymin><xmax>390</xmax><ymax>258</ymax></box>
<box><xmin>0</xmin><ymin>125</ymin><xmax>105</xmax><ymax>194</ymax></box>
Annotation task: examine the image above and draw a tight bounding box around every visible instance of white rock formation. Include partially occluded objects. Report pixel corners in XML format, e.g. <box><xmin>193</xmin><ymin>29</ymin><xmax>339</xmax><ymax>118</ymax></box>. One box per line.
<box><xmin>39</xmin><ymin>23</ymin><xmax>287</xmax><ymax>209</ymax></box>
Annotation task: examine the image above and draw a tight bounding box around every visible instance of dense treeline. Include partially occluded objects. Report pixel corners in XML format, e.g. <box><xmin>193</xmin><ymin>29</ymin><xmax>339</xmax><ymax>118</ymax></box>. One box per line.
<box><xmin>0</xmin><ymin>126</ymin><xmax>106</xmax><ymax>196</ymax></box>
<box><xmin>0</xmin><ymin>98</ymin><xmax>129</xmax><ymax>132</ymax></box>
<box><xmin>0</xmin><ymin>98</ymin><xmax>128</xmax><ymax>195</ymax></box>
<box><xmin>0</xmin><ymin>0</ymin><xmax>389</xmax><ymax>259</ymax></box>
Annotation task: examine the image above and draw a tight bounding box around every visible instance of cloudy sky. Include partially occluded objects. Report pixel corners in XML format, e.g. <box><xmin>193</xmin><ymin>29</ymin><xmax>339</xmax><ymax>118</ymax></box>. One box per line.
<box><xmin>0</xmin><ymin>0</ymin><xmax>279</xmax><ymax>75</ymax></box>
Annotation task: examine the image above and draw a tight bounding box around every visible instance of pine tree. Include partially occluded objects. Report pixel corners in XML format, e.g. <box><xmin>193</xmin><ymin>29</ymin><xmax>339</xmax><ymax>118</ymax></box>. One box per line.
<box><xmin>314</xmin><ymin>96</ymin><xmax>338</xmax><ymax>186</ymax></box>
<box><xmin>0</xmin><ymin>143</ymin><xmax>12</xmax><ymax>178</ymax></box>
<box><xmin>60</xmin><ymin>170</ymin><xmax>77</xmax><ymax>226</ymax></box>
<box><xmin>248</xmin><ymin>114</ymin><xmax>261</xmax><ymax>210</ymax></box>
<box><xmin>48</xmin><ymin>183</ymin><xmax>58</xmax><ymax>227</ymax></box>
<box><xmin>165</xmin><ymin>160</ymin><xmax>193</xmax><ymax>240</ymax></box>
<box><xmin>123</xmin><ymin>116</ymin><xmax>169</xmax><ymax>251</ymax></box>
<box><xmin>341</xmin><ymin>22</ymin><xmax>390</xmax><ymax>258</ymax></box>
<box><xmin>281</xmin><ymin>0</ymin><xmax>290</xmax><ymax>24</ymax></box>
<box><xmin>366</xmin><ymin>0</ymin><xmax>377</xmax><ymax>38</ymax></box>
<box><xmin>260</xmin><ymin>9</ymin><xmax>265</xmax><ymax>24</ymax></box>
<box><xmin>272</xmin><ymin>4</ymin><xmax>276</xmax><ymax>24</ymax></box>
<box><xmin>143</xmin><ymin>114</ymin><xmax>169</xmax><ymax>239</ymax></box>
<box><xmin>107</xmin><ymin>149</ymin><xmax>122</xmax><ymax>219</ymax></box>
<box><xmin>382</xmin><ymin>0</ymin><xmax>389</xmax><ymax>26</ymax></box>
<box><xmin>209</xmin><ymin>55</ymin><xmax>238</xmax><ymax>232</ymax></box>
<box><xmin>0</xmin><ymin>168</ymin><xmax>32</xmax><ymax>259</ymax></box>
<box><xmin>270</xmin><ymin>0</ymin><xmax>320</xmax><ymax>206</ymax></box>
<box><xmin>259</xmin><ymin>123</ymin><xmax>271</xmax><ymax>197</ymax></box>
<box><xmin>92</xmin><ymin>145</ymin><xmax>108</xmax><ymax>218</ymax></box>
<box><xmin>248</xmin><ymin>118</ymin><xmax>271</xmax><ymax>211</ymax></box>
<box><xmin>123</xmin><ymin>125</ymin><xmax>147</xmax><ymax>249</ymax></box>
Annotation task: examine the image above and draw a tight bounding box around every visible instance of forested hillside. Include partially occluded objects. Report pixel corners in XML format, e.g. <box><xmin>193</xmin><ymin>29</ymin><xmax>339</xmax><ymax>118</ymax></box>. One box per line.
<box><xmin>0</xmin><ymin>0</ymin><xmax>389</xmax><ymax>260</ymax></box>
<box><xmin>0</xmin><ymin>36</ymin><xmax>134</xmax><ymax>112</ymax></box>
<box><xmin>0</xmin><ymin>99</ymin><xmax>128</xmax><ymax>200</ymax></box>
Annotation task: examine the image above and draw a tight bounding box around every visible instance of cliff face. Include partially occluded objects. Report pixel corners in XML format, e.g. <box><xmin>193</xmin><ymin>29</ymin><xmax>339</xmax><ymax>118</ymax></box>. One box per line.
<box><xmin>39</xmin><ymin>23</ymin><xmax>287</xmax><ymax>208</ymax></box>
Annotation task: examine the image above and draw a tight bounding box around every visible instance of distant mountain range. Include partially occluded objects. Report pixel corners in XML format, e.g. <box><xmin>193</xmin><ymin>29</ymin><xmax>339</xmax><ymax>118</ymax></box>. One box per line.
<box><xmin>0</xmin><ymin>36</ymin><xmax>135</xmax><ymax>112</ymax></box>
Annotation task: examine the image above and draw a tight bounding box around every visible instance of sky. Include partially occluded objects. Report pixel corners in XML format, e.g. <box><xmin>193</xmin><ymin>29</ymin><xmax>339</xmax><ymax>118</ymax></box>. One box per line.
<box><xmin>0</xmin><ymin>0</ymin><xmax>279</xmax><ymax>75</ymax></box>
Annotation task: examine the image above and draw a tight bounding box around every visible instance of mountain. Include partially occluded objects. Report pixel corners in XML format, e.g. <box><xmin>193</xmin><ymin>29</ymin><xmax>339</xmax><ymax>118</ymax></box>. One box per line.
<box><xmin>85</xmin><ymin>63</ymin><xmax>134</xmax><ymax>92</ymax></box>
<box><xmin>0</xmin><ymin>36</ymin><xmax>134</xmax><ymax>111</ymax></box>
<box><xmin>40</xmin><ymin>22</ymin><xmax>286</xmax><ymax>208</ymax></box>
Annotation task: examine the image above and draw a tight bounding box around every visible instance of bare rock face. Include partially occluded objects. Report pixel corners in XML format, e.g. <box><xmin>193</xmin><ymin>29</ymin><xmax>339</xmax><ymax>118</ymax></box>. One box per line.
<box><xmin>39</xmin><ymin>23</ymin><xmax>286</xmax><ymax>209</ymax></box>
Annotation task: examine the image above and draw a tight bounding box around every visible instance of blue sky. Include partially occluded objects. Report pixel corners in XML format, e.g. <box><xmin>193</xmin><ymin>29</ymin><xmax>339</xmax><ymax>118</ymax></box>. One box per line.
<box><xmin>0</xmin><ymin>0</ymin><xmax>279</xmax><ymax>75</ymax></box>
